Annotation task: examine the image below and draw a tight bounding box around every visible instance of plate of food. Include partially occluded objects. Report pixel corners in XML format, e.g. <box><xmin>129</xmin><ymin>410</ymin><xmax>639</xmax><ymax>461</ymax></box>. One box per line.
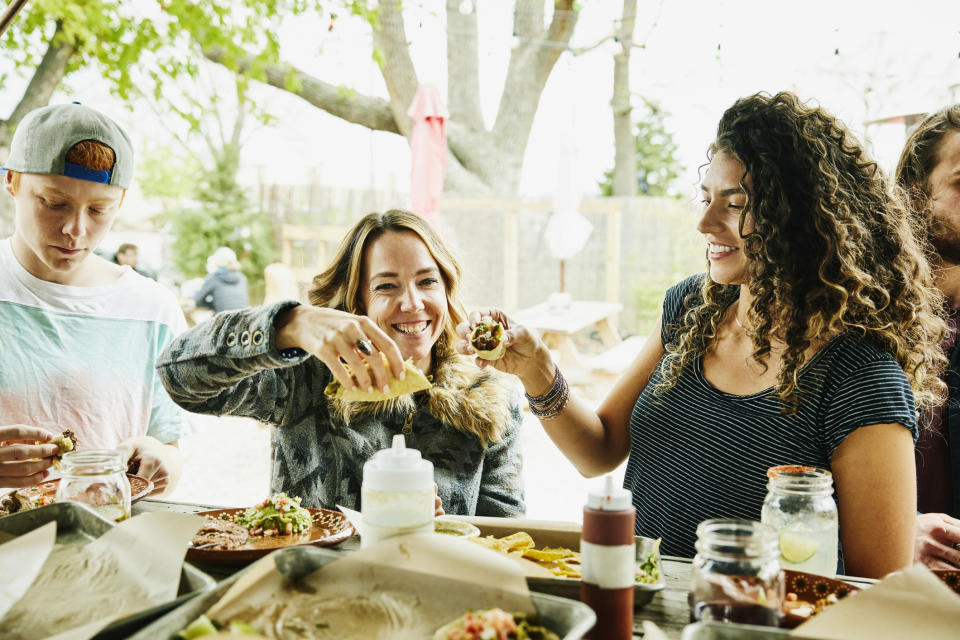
<box><xmin>780</xmin><ymin>569</ymin><xmax>863</xmax><ymax>628</ymax></box>
<box><xmin>467</xmin><ymin>527</ymin><xmax>664</xmax><ymax>606</ymax></box>
<box><xmin>186</xmin><ymin>493</ymin><xmax>354</xmax><ymax>565</ymax></box>
<box><xmin>18</xmin><ymin>473</ymin><xmax>154</xmax><ymax>507</ymax></box>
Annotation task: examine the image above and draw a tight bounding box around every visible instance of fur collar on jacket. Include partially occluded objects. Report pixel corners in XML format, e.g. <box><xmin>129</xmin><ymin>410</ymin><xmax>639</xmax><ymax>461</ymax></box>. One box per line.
<box><xmin>328</xmin><ymin>353</ymin><xmax>513</xmax><ymax>446</ymax></box>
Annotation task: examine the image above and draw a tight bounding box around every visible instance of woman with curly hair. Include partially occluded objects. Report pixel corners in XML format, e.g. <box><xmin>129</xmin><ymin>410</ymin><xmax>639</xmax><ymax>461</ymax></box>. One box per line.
<box><xmin>459</xmin><ymin>92</ymin><xmax>946</xmax><ymax>578</ymax></box>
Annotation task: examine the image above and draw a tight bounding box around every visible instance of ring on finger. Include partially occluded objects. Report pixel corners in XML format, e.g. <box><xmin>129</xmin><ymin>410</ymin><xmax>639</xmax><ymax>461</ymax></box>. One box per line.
<box><xmin>355</xmin><ymin>338</ymin><xmax>373</xmax><ymax>356</ymax></box>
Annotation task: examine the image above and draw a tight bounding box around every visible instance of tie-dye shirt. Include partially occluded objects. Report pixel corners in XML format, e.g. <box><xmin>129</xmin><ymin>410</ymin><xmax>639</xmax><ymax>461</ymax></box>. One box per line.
<box><xmin>0</xmin><ymin>238</ymin><xmax>186</xmax><ymax>448</ymax></box>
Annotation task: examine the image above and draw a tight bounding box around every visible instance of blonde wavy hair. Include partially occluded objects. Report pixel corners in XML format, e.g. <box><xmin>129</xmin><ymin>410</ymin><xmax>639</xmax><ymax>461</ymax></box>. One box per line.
<box><xmin>653</xmin><ymin>92</ymin><xmax>947</xmax><ymax>413</ymax></box>
<box><xmin>308</xmin><ymin>210</ymin><xmax>467</xmax><ymax>364</ymax></box>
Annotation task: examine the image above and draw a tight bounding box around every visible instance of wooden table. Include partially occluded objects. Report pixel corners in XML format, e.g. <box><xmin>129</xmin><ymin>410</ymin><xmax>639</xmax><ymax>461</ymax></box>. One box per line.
<box><xmin>511</xmin><ymin>300</ymin><xmax>623</xmax><ymax>371</ymax></box>
<box><xmin>135</xmin><ymin>498</ymin><xmax>698</xmax><ymax>638</ymax></box>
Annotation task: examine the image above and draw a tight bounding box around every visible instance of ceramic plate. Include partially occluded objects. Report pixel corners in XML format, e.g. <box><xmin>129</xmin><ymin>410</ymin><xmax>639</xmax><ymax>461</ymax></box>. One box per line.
<box><xmin>433</xmin><ymin>518</ymin><xmax>481</xmax><ymax>538</ymax></box>
<box><xmin>186</xmin><ymin>507</ymin><xmax>354</xmax><ymax>565</ymax></box>
<box><xmin>20</xmin><ymin>474</ymin><xmax>154</xmax><ymax>504</ymax></box>
<box><xmin>781</xmin><ymin>569</ymin><xmax>863</xmax><ymax>628</ymax></box>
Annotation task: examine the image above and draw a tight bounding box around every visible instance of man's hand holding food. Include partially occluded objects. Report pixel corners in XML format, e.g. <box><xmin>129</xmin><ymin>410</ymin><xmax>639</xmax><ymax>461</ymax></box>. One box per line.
<box><xmin>117</xmin><ymin>435</ymin><xmax>183</xmax><ymax>497</ymax></box>
<box><xmin>0</xmin><ymin>425</ymin><xmax>59</xmax><ymax>488</ymax></box>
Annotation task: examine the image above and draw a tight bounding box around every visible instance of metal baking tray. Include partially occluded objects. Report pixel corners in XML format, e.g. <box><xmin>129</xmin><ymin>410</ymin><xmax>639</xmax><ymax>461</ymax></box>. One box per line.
<box><xmin>682</xmin><ymin>621</ymin><xmax>820</xmax><ymax>639</ymax></box>
<box><xmin>0</xmin><ymin>501</ymin><xmax>216</xmax><ymax>639</ymax></box>
<box><xmin>130</xmin><ymin>544</ymin><xmax>598</xmax><ymax>640</ymax></box>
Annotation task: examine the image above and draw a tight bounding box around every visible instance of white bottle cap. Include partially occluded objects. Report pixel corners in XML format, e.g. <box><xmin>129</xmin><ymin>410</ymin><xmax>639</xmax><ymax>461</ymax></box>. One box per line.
<box><xmin>585</xmin><ymin>474</ymin><xmax>632</xmax><ymax>511</ymax></box>
<box><xmin>362</xmin><ymin>434</ymin><xmax>434</xmax><ymax>492</ymax></box>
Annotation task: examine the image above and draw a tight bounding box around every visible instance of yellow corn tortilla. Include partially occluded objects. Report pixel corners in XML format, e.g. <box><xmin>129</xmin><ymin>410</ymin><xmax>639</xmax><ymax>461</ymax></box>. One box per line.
<box><xmin>470</xmin><ymin>317</ymin><xmax>506</xmax><ymax>360</ymax></box>
<box><xmin>324</xmin><ymin>357</ymin><xmax>431</xmax><ymax>401</ymax></box>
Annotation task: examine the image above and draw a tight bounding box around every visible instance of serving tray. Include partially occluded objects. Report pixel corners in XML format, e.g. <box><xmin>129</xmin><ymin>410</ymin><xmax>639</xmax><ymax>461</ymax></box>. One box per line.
<box><xmin>0</xmin><ymin>501</ymin><xmax>215</xmax><ymax>640</ymax></box>
<box><xmin>129</xmin><ymin>544</ymin><xmax>597</xmax><ymax>640</ymax></box>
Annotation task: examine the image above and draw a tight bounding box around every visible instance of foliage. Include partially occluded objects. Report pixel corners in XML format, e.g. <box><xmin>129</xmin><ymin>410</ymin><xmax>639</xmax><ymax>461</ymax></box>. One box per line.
<box><xmin>599</xmin><ymin>99</ymin><xmax>684</xmax><ymax>197</ymax></box>
<box><xmin>165</xmin><ymin>143</ymin><xmax>275</xmax><ymax>303</ymax></box>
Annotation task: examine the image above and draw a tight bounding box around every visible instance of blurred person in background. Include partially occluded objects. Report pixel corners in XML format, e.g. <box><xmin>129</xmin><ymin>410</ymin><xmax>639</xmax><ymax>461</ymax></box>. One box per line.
<box><xmin>459</xmin><ymin>92</ymin><xmax>947</xmax><ymax>579</ymax></box>
<box><xmin>0</xmin><ymin>103</ymin><xmax>185</xmax><ymax>493</ymax></box>
<box><xmin>896</xmin><ymin>104</ymin><xmax>960</xmax><ymax>570</ymax></box>
<box><xmin>158</xmin><ymin>210</ymin><xmax>524</xmax><ymax>517</ymax></box>
<box><xmin>113</xmin><ymin>242</ymin><xmax>157</xmax><ymax>280</ymax></box>
<box><xmin>195</xmin><ymin>246</ymin><xmax>249</xmax><ymax>314</ymax></box>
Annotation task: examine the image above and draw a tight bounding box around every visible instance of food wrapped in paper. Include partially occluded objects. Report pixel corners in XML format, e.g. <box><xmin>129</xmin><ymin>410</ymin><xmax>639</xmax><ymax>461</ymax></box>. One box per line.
<box><xmin>470</xmin><ymin>316</ymin><xmax>506</xmax><ymax>361</ymax></box>
<box><xmin>324</xmin><ymin>358</ymin><xmax>431</xmax><ymax>401</ymax></box>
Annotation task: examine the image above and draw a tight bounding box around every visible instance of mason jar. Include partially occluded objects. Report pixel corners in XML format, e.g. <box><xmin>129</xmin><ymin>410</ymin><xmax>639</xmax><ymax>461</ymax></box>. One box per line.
<box><xmin>55</xmin><ymin>450</ymin><xmax>131</xmax><ymax>522</ymax></box>
<box><xmin>761</xmin><ymin>465</ymin><xmax>838</xmax><ymax>577</ymax></box>
<box><xmin>690</xmin><ymin>518</ymin><xmax>783</xmax><ymax>627</ymax></box>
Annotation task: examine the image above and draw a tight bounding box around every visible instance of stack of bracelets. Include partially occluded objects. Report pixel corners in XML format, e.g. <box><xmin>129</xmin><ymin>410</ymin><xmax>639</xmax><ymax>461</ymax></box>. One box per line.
<box><xmin>525</xmin><ymin>366</ymin><xmax>569</xmax><ymax>419</ymax></box>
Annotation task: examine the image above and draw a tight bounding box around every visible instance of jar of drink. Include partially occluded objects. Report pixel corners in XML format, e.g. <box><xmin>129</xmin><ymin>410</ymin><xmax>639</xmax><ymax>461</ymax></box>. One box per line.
<box><xmin>55</xmin><ymin>449</ymin><xmax>131</xmax><ymax>522</ymax></box>
<box><xmin>761</xmin><ymin>465</ymin><xmax>838</xmax><ymax>577</ymax></box>
<box><xmin>690</xmin><ymin>518</ymin><xmax>783</xmax><ymax>627</ymax></box>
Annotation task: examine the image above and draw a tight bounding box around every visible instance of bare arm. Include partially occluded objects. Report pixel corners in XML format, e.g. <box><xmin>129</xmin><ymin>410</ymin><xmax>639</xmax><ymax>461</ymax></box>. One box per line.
<box><xmin>458</xmin><ymin>311</ymin><xmax>665</xmax><ymax>477</ymax></box>
<box><xmin>831</xmin><ymin>422</ymin><xmax>916</xmax><ymax>578</ymax></box>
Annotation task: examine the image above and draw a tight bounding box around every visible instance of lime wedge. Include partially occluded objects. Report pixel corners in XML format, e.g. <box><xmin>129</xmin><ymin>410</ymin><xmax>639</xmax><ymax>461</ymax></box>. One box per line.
<box><xmin>779</xmin><ymin>531</ymin><xmax>819</xmax><ymax>564</ymax></box>
<box><xmin>177</xmin><ymin>615</ymin><xmax>218</xmax><ymax>640</ymax></box>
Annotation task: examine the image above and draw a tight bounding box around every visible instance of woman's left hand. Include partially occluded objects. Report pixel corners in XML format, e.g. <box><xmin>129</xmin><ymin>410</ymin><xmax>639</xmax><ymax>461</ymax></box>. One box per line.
<box><xmin>434</xmin><ymin>482</ymin><xmax>444</xmax><ymax>517</ymax></box>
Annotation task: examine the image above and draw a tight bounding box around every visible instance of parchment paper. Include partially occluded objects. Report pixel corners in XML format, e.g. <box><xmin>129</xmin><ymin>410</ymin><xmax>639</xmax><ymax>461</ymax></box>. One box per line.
<box><xmin>202</xmin><ymin>533</ymin><xmax>536</xmax><ymax>639</ymax></box>
<box><xmin>0</xmin><ymin>512</ymin><xmax>203</xmax><ymax>640</ymax></box>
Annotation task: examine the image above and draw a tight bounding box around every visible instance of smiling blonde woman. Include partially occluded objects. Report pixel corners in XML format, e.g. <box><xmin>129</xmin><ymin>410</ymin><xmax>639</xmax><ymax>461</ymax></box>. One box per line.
<box><xmin>158</xmin><ymin>210</ymin><xmax>525</xmax><ymax>517</ymax></box>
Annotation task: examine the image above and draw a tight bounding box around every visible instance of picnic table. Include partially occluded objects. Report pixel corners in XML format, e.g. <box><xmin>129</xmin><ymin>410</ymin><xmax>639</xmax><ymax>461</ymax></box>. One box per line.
<box><xmin>134</xmin><ymin>497</ymin><xmax>700</xmax><ymax>638</ymax></box>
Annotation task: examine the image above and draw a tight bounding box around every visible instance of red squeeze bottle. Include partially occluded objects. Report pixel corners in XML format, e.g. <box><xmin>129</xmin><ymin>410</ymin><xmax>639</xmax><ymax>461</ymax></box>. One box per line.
<box><xmin>580</xmin><ymin>475</ymin><xmax>636</xmax><ymax>640</ymax></box>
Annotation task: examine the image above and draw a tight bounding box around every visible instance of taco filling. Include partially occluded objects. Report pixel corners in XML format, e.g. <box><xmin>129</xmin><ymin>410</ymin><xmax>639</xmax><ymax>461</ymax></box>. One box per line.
<box><xmin>48</xmin><ymin>430</ymin><xmax>78</xmax><ymax>469</ymax></box>
<box><xmin>470</xmin><ymin>316</ymin><xmax>505</xmax><ymax>360</ymax></box>
<box><xmin>432</xmin><ymin>608</ymin><xmax>559</xmax><ymax>640</ymax></box>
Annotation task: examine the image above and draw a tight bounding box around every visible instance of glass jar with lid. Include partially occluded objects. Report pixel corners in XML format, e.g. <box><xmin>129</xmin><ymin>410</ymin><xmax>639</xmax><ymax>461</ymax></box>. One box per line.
<box><xmin>55</xmin><ymin>449</ymin><xmax>131</xmax><ymax>522</ymax></box>
<box><xmin>761</xmin><ymin>465</ymin><xmax>838</xmax><ymax>577</ymax></box>
<box><xmin>690</xmin><ymin>518</ymin><xmax>783</xmax><ymax>627</ymax></box>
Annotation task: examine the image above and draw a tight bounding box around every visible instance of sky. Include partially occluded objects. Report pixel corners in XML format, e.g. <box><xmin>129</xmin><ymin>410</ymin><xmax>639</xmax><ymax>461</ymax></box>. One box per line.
<box><xmin>2</xmin><ymin>0</ymin><xmax>959</xmax><ymax>202</ymax></box>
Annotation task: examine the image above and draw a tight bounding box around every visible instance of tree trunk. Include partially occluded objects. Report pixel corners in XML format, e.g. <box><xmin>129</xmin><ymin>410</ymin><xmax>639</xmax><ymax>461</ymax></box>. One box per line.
<box><xmin>0</xmin><ymin>21</ymin><xmax>76</xmax><ymax>235</ymax></box>
<box><xmin>611</xmin><ymin>0</ymin><xmax>637</xmax><ymax>196</ymax></box>
<box><xmin>204</xmin><ymin>1</ymin><xmax>580</xmax><ymax>196</ymax></box>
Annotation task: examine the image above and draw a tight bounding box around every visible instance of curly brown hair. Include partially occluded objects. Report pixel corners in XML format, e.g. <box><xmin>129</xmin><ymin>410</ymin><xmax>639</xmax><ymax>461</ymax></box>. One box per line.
<box><xmin>654</xmin><ymin>92</ymin><xmax>947</xmax><ymax>413</ymax></box>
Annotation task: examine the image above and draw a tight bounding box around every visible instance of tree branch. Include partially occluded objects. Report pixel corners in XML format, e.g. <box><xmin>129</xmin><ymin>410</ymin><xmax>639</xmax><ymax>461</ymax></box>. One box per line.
<box><xmin>492</xmin><ymin>0</ymin><xmax>578</xmax><ymax>157</ymax></box>
<box><xmin>446</xmin><ymin>0</ymin><xmax>483</xmax><ymax>131</ymax></box>
<box><xmin>372</xmin><ymin>0</ymin><xmax>418</xmax><ymax>138</ymax></box>
<box><xmin>204</xmin><ymin>47</ymin><xmax>400</xmax><ymax>134</ymax></box>
<box><xmin>5</xmin><ymin>21</ymin><xmax>75</xmax><ymax>127</ymax></box>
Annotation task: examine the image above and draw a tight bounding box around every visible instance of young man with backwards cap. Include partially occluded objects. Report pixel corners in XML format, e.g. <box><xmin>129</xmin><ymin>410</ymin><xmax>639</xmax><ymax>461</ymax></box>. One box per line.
<box><xmin>0</xmin><ymin>102</ymin><xmax>185</xmax><ymax>494</ymax></box>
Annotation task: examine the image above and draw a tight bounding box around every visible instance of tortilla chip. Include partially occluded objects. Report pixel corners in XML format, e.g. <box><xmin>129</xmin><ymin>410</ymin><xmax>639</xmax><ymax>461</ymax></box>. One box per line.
<box><xmin>324</xmin><ymin>358</ymin><xmax>431</xmax><ymax>401</ymax></box>
<box><xmin>470</xmin><ymin>317</ymin><xmax>506</xmax><ymax>360</ymax></box>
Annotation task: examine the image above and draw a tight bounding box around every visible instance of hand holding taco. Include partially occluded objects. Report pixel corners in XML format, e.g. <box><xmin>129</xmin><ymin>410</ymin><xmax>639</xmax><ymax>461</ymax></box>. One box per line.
<box><xmin>325</xmin><ymin>357</ymin><xmax>431</xmax><ymax>401</ymax></box>
<box><xmin>470</xmin><ymin>315</ymin><xmax>506</xmax><ymax>360</ymax></box>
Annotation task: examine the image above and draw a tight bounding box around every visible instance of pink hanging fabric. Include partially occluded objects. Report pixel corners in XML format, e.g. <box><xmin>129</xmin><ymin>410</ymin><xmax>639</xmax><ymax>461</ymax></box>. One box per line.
<box><xmin>407</xmin><ymin>84</ymin><xmax>448</xmax><ymax>230</ymax></box>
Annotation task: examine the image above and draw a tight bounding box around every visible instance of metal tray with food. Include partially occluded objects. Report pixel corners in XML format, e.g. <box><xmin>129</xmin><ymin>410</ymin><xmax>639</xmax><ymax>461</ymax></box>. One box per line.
<box><xmin>445</xmin><ymin>515</ymin><xmax>666</xmax><ymax>607</ymax></box>
<box><xmin>0</xmin><ymin>501</ymin><xmax>215</xmax><ymax>640</ymax></box>
<box><xmin>129</xmin><ymin>544</ymin><xmax>597</xmax><ymax>640</ymax></box>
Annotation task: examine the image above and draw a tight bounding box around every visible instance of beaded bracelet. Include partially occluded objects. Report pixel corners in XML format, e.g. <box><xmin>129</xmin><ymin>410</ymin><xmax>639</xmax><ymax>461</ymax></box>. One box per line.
<box><xmin>525</xmin><ymin>366</ymin><xmax>570</xmax><ymax>420</ymax></box>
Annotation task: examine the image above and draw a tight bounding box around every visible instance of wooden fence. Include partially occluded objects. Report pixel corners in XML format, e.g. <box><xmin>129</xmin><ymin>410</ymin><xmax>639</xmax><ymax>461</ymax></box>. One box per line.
<box><xmin>261</xmin><ymin>184</ymin><xmax>701</xmax><ymax>337</ymax></box>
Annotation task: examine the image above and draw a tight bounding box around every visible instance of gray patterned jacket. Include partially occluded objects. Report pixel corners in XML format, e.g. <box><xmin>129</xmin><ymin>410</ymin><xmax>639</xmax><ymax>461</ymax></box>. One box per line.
<box><xmin>156</xmin><ymin>302</ymin><xmax>525</xmax><ymax>516</ymax></box>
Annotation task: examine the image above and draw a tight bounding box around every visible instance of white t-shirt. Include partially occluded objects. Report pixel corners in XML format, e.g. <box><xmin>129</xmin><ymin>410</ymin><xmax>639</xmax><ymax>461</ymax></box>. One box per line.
<box><xmin>0</xmin><ymin>238</ymin><xmax>187</xmax><ymax>448</ymax></box>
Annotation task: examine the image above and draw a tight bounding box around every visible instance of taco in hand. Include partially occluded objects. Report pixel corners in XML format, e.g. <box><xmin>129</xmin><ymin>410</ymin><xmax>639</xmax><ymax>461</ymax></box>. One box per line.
<box><xmin>324</xmin><ymin>357</ymin><xmax>431</xmax><ymax>402</ymax></box>
<box><xmin>470</xmin><ymin>316</ymin><xmax>506</xmax><ymax>360</ymax></box>
<box><xmin>47</xmin><ymin>430</ymin><xmax>77</xmax><ymax>470</ymax></box>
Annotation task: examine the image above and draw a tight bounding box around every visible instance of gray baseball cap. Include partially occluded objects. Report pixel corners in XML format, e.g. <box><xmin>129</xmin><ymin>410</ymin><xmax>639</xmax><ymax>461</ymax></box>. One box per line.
<box><xmin>3</xmin><ymin>102</ymin><xmax>134</xmax><ymax>189</ymax></box>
